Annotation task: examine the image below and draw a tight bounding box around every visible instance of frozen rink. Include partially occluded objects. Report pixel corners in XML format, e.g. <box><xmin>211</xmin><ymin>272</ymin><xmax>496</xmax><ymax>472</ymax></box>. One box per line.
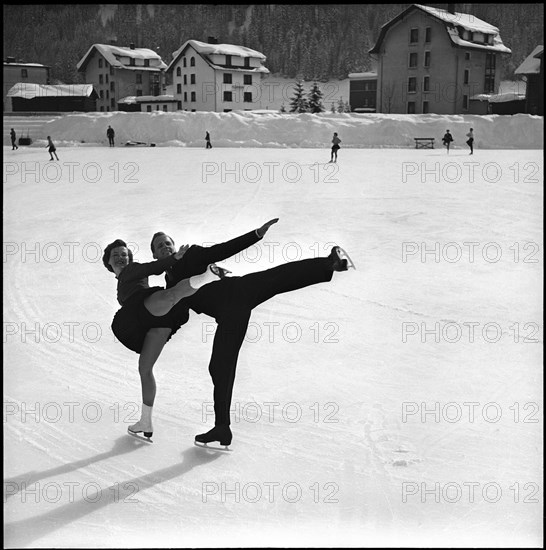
<box><xmin>3</xmin><ymin>142</ymin><xmax>543</xmax><ymax>547</ymax></box>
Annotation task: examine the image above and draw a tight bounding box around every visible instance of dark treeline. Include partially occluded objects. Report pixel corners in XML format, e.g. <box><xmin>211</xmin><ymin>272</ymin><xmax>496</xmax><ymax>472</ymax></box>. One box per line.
<box><xmin>3</xmin><ymin>4</ymin><xmax>543</xmax><ymax>84</ymax></box>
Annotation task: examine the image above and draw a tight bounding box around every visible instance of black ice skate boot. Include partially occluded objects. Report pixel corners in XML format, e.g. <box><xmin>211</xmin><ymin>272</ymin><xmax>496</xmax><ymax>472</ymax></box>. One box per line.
<box><xmin>327</xmin><ymin>246</ymin><xmax>356</xmax><ymax>271</ymax></box>
<box><xmin>195</xmin><ymin>424</ymin><xmax>233</xmax><ymax>450</ymax></box>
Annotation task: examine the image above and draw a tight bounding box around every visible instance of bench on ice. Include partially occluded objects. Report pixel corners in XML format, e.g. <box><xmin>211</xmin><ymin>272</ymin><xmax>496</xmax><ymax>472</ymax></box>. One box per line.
<box><xmin>414</xmin><ymin>137</ymin><xmax>435</xmax><ymax>149</ymax></box>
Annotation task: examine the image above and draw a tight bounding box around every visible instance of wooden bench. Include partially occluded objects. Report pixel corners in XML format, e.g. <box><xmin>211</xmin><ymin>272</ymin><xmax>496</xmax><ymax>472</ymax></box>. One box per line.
<box><xmin>414</xmin><ymin>137</ymin><xmax>435</xmax><ymax>149</ymax></box>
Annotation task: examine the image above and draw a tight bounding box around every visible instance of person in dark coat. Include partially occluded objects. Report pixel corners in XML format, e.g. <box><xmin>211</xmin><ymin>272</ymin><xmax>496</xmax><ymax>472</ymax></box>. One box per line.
<box><xmin>330</xmin><ymin>132</ymin><xmax>341</xmax><ymax>162</ymax></box>
<box><xmin>442</xmin><ymin>130</ymin><xmax>453</xmax><ymax>153</ymax></box>
<box><xmin>107</xmin><ymin>126</ymin><xmax>115</xmax><ymax>147</ymax></box>
<box><xmin>128</xmin><ymin>219</ymin><xmax>355</xmax><ymax>448</ymax></box>
<box><xmin>46</xmin><ymin>136</ymin><xmax>59</xmax><ymax>161</ymax></box>
<box><xmin>205</xmin><ymin>130</ymin><xmax>212</xmax><ymax>149</ymax></box>
<box><xmin>10</xmin><ymin>128</ymin><xmax>18</xmax><ymax>150</ymax></box>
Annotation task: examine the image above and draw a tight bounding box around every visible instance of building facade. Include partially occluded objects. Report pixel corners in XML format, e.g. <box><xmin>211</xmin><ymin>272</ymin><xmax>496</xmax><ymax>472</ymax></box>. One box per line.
<box><xmin>77</xmin><ymin>44</ymin><xmax>167</xmax><ymax>112</ymax></box>
<box><xmin>369</xmin><ymin>4</ymin><xmax>511</xmax><ymax>114</ymax></box>
<box><xmin>3</xmin><ymin>57</ymin><xmax>50</xmax><ymax>112</ymax></box>
<box><xmin>166</xmin><ymin>39</ymin><xmax>270</xmax><ymax>112</ymax></box>
<box><xmin>515</xmin><ymin>45</ymin><xmax>544</xmax><ymax>115</ymax></box>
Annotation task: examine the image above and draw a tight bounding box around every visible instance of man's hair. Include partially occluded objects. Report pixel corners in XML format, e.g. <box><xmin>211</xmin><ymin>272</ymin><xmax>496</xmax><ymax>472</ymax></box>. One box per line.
<box><xmin>102</xmin><ymin>239</ymin><xmax>133</xmax><ymax>272</ymax></box>
<box><xmin>150</xmin><ymin>232</ymin><xmax>173</xmax><ymax>253</ymax></box>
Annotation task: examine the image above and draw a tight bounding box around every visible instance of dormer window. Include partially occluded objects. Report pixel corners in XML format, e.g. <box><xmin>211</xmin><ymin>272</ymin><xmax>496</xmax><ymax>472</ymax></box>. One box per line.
<box><xmin>144</xmin><ymin>59</ymin><xmax>150</xmax><ymax>67</ymax></box>
<box><xmin>130</xmin><ymin>58</ymin><xmax>135</xmax><ymax>66</ymax></box>
<box><xmin>473</xmin><ymin>32</ymin><xmax>484</xmax><ymax>43</ymax></box>
<box><xmin>244</xmin><ymin>57</ymin><xmax>250</xmax><ymax>68</ymax></box>
<box><xmin>226</xmin><ymin>55</ymin><xmax>232</xmax><ymax>66</ymax></box>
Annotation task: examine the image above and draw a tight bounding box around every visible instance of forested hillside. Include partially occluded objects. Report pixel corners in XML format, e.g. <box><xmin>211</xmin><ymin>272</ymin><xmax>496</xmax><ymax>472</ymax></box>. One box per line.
<box><xmin>3</xmin><ymin>4</ymin><xmax>543</xmax><ymax>83</ymax></box>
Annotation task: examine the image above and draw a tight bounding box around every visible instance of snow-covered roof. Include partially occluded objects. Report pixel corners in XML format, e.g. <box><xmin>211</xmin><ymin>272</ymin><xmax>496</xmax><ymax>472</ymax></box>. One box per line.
<box><xmin>77</xmin><ymin>44</ymin><xmax>167</xmax><ymax>72</ymax></box>
<box><xmin>4</xmin><ymin>62</ymin><xmax>49</xmax><ymax>68</ymax></box>
<box><xmin>515</xmin><ymin>45</ymin><xmax>544</xmax><ymax>75</ymax></box>
<box><xmin>168</xmin><ymin>39</ymin><xmax>268</xmax><ymax>73</ymax></box>
<box><xmin>7</xmin><ymin>83</ymin><xmax>96</xmax><ymax>99</ymax></box>
<box><xmin>348</xmin><ymin>72</ymin><xmax>377</xmax><ymax>79</ymax></box>
<box><xmin>119</xmin><ymin>95</ymin><xmax>177</xmax><ymax>104</ymax></box>
<box><xmin>370</xmin><ymin>4</ymin><xmax>511</xmax><ymax>54</ymax></box>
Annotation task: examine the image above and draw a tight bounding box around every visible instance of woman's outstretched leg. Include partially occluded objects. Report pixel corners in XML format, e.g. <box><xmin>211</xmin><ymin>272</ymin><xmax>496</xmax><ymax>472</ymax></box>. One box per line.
<box><xmin>144</xmin><ymin>265</ymin><xmax>218</xmax><ymax>317</ymax></box>
<box><xmin>128</xmin><ymin>327</ymin><xmax>171</xmax><ymax>439</ymax></box>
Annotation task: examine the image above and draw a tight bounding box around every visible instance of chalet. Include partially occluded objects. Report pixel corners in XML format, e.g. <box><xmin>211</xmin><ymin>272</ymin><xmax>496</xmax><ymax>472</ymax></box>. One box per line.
<box><xmin>515</xmin><ymin>45</ymin><xmax>544</xmax><ymax>115</ymax></box>
<box><xmin>166</xmin><ymin>38</ymin><xmax>270</xmax><ymax>112</ymax></box>
<box><xmin>77</xmin><ymin>43</ymin><xmax>167</xmax><ymax>112</ymax></box>
<box><xmin>4</xmin><ymin>57</ymin><xmax>50</xmax><ymax>112</ymax></box>
<box><xmin>118</xmin><ymin>94</ymin><xmax>179</xmax><ymax>113</ymax></box>
<box><xmin>369</xmin><ymin>4</ymin><xmax>511</xmax><ymax>114</ymax></box>
<box><xmin>7</xmin><ymin>83</ymin><xmax>98</xmax><ymax>112</ymax></box>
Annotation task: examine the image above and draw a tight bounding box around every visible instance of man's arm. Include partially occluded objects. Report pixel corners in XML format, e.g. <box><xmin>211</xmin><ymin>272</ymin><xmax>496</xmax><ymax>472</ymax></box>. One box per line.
<box><xmin>167</xmin><ymin>219</ymin><xmax>279</xmax><ymax>286</ymax></box>
<box><xmin>123</xmin><ymin>254</ymin><xmax>178</xmax><ymax>282</ymax></box>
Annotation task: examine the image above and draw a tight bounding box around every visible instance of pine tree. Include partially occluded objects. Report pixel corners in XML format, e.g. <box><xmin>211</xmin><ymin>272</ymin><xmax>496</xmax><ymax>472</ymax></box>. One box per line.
<box><xmin>331</xmin><ymin>101</ymin><xmax>336</xmax><ymax>113</ymax></box>
<box><xmin>280</xmin><ymin>103</ymin><xmax>286</xmax><ymax>113</ymax></box>
<box><xmin>344</xmin><ymin>101</ymin><xmax>351</xmax><ymax>113</ymax></box>
<box><xmin>289</xmin><ymin>80</ymin><xmax>308</xmax><ymax>113</ymax></box>
<box><xmin>307</xmin><ymin>81</ymin><xmax>324</xmax><ymax>113</ymax></box>
<box><xmin>337</xmin><ymin>96</ymin><xmax>345</xmax><ymax>113</ymax></box>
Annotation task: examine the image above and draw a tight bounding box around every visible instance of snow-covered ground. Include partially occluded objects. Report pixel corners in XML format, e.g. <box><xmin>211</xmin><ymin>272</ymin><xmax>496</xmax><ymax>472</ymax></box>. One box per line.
<box><xmin>3</xmin><ymin>112</ymin><xmax>543</xmax><ymax>548</ymax></box>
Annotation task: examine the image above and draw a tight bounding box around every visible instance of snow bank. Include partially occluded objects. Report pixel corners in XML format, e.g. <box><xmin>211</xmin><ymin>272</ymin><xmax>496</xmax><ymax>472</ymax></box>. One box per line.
<box><xmin>10</xmin><ymin>110</ymin><xmax>544</xmax><ymax>149</ymax></box>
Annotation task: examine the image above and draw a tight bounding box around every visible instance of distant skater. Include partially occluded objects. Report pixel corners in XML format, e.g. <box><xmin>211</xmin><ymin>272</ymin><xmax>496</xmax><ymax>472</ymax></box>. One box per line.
<box><xmin>46</xmin><ymin>136</ymin><xmax>59</xmax><ymax>161</ymax></box>
<box><xmin>466</xmin><ymin>128</ymin><xmax>474</xmax><ymax>155</ymax></box>
<box><xmin>205</xmin><ymin>131</ymin><xmax>212</xmax><ymax>149</ymax></box>
<box><xmin>442</xmin><ymin>130</ymin><xmax>453</xmax><ymax>153</ymax></box>
<box><xmin>107</xmin><ymin>125</ymin><xmax>115</xmax><ymax>147</ymax></box>
<box><xmin>10</xmin><ymin>128</ymin><xmax>18</xmax><ymax>150</ymax></box>
<box><xmin>330</xmin><ymin>132</ymin><xmax>341</xmax><ymax>163</ymax></box>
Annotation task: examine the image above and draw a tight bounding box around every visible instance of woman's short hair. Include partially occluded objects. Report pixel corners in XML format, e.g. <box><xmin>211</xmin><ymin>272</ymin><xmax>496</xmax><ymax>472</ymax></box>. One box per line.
<box><xmin>103</xmin><ymin>239</ymin><xmax>133</xmax><ymax>272</ymax></box>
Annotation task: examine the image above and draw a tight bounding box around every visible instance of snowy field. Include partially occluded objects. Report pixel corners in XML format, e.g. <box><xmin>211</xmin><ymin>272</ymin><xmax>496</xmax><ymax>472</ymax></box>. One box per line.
<box><xmin>3</xmin><ymin>113</ymin><xmax>543</xmax><ymax>548</ymax></box>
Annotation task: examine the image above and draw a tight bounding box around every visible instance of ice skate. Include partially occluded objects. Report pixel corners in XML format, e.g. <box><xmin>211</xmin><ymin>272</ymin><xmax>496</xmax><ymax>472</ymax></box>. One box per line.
<box><xmin>194</xmin><ymin>424</ymin><xmax>232</xmax><ymax>451</ymax></box>
<box><xmin>209</xmin><ymin>264</ymin><xmax>232</xmax><ymax>279</ymax></box>
<box><xmin>328</xmin><ymin>246</ymin><xmax>356</xmax><ymax>271</ymax></box>
<box><xmin>127</xmin><ymin>404</ymin><xmax>153</xmax><ymax>443</ymax></box>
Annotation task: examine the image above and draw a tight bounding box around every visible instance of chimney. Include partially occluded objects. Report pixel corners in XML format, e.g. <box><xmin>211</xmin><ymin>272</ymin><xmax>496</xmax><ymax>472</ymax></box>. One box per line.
<box><xmin>447</xmin><ymin>4</ymin><xmax>456</xmax><ymax>14</ymax></box>
<box><xmin>130</xmin><ymin>42</ymin><xmax>135</xmax><ymax>50</ymax></box>
<box><xmin>207</xmin><ymin>36</ymin><xmax>218</xmax><ymax>44</ymax></box>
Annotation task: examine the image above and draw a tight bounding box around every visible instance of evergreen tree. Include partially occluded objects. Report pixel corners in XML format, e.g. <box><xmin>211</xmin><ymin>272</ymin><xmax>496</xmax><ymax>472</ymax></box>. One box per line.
<box><xmin>331</xmin><ymin>101</ymin><xmax>336</xmax><ymax>113</ymax></box>
<box><xmin>307</xmin><ymin>81</ymin><xmax>324</xmax><ymax>113</ymax></box>
<box><xmin>337</xmin><ymin>96</ymin><xmax>345</xmax><ymax>113</ymax></box>
<box><xmin>289</xmin><ymin>80</ymin><xmax>308</xmax><ymax>113</ymax></box>
<box><xmin>280</xmin><ymin>103</ymin><xmax>286</xmax><ymax>113</ymax></box>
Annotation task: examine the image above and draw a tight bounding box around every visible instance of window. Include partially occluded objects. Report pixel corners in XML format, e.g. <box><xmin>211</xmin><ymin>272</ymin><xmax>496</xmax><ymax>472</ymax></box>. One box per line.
<box><xmin>244</xmin><ymin>57</ymin><xmax>250</xmax><ymax>68</ymax></box>
<box><xmin>223</xmin><ymin>109</ymin><xmax>232</xmax><ymax>112</ymax></box>
<box><xmin>463</xmin><ymin>95</ymin><xmax>469</xmax><ymax>110</ymax></box>
<box><xmin>425</xmin><ymin>27</ymin><xmax>431</xmax><ymax>43</ymax></box>
<box><xmin>147</xmin><ymin>105</ymin><xmax>152</xmax><ymax>112</ymax></box>
<box><xmin>184</xmin><ymin>92</ymin><xmax>187</xmax><ymax>102</ymax></box>
<box><xmin>21</xmin><ymin>69</ymin><xmax>28</xmax><ymax>78</ymax></box>
<box><xmin>465</xmin><ymin>52</ymin><xmax>471</xmax><ymax>61</ymax></box>
<box><xmin>111</xmin><ymin>99</ymin><xmax>115</xmax><ymax>109</ymax></box>
<box><xmin>224</xmin><ymin>91</ymin><xmax>233</xmax><ymax>102</ymax></box>
<box><xmin>99</xmin><ymin>74</ymin><xmax>103</xmax><ymax>84</ymax></box>
<box><xmin>408</xmin><ymin>77</ymin><xmax>417</xmax><ymax>93</ymax></box>
<box><xmin>423</xmin><ymin>76</ymin><xmax>430</xmax><ymax>92</ymax></box>
<box><xmin>423</xmin><ymin>101</ymin><xmax>429</xmax><ymax>113</ymax></box>
<box><xmin>99</xmin><ymin>58</ymin><xmax>103</xmax><ymax>68</ymax></box>
<box><xmin>244</xmin><ymin>92</ymin><xmax>252</xmax><ymax>102</ymax></box>
<box><xmin>464</xmin><ymin>69</ymin><xmax>469</xmax><ymax>85</ymax></box>
<box><xmin>244</xmin><ymin>74</ymin><xmax>252</xmax><ymax>85</ymax></box>
<box><xmin>176</xmin><ymin>67</ymin><xmax>181</xmax><ymax>76</ymax></box>
<box><xmin>163</xmin><ymin>105</ymin><xmax>168</xmax><ymax>112</ymax></box>
<box><xmin>407</xmin><ymin>101</ymin><xmax>416</xmax><ymax>114</ymax></box>
<box><xmin>130</xmin><ymin>58</ymin><xmax>135</xmax><ymax>66</ymax></box>
<box><xmin>409</xmin><ymin>28</ymin><xmax>419</xmax><ymax>44</ymax></box>
<box><xmin>105</xmin><ymin>74</ymin><xmax>109</xmax><ymax>84</ymax></box>
<box><xmin>190</xmin><ymin>74</ymin><xmax>195</xmax><ymax>85</ymax></box>
<box><xmin>225</xmin><ymin>55</ymin><xmax>232</xmax><ymax>66</ymax></box>
<box><xmin>484</xmin><ymin>52</ymin><xmax>496</xmax><ymax>93</ymax></box>
<box><xmin>224</xmin><ymin>73</ymin><xmax>233</xmax><ymax>84</ymax></box>
<box><xmin>183</xmin><ymin>57</ymin><xmax>187</xmax><ymax>67</ymax></box>
<box><xmin>110</xmin><ymin>81</ymin><xmax>115</xmax><ymax>91</ymax></box>
<box><xmin>100</xmin><ymin>106</ymin><xmax>104</xmax><ymax>112</ymax></box>
<box><xmin>183</xmin><ymin>75</ymin><xmax>187</xmax><ymax>85</ymax></box>
<box><xmin>191</xmin><ymin>91</ymin><xmax>196</xmax><ymax>102</ymax></box>
<box><xmin>136</xmin><ymin>73</ymin><xmax>142</xmax><ymax>84</ymax></box>
<box><xmin>110</xmin><ymin>66</ymin><xmax>114</xmax><ymax>75</ymax></box>
<box><xmin>177</xmin><ymin>101</ymin><xmax>182</xmax><ymax>109</ymax></box>
<box><xmin>136</xmin><ymin>89</ymin><xmax>142</xmax><ymax>96</ymax></box>
<box><xmin>177</xmin><ymin>83</ymin><xmax>182</xmax><ymax>94</ymax></box>
<box><xmin>424</xmin><ymin>51</ymin><xmax>431</xmax><ymax>68</ymax></box>
<box><xmin>409</xmin><ymin>53</ymin><xmax>418</xmax><ymax>68</ymax></box>
<box><xmin>144</xmin><ymin>59</ymin><xmax>150</xmax><ymax>67</ymax></box>
<box><xmin>106</xmin><ymin>90</ymin><xmax>109</xmax><ymax>99</ymax></box>
<box><xmin>190</xmin><ymin>57</ymin><xmax>195</xmax><ymax>67</ymax></box>
<box><xmin>156</xmin><ymin>105</ymin><xmax>159</xmax><ymax>111</ymax></box>
<box><xmin>99</xmin><ymin>90</ymin><xmax>104</xmax><ymax>99</ymax></box>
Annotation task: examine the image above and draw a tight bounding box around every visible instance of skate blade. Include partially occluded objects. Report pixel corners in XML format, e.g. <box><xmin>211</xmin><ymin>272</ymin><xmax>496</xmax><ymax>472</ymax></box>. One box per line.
<box><xmin>194</xmin><ymin>440</ymin><xmax>232</xmax><ymax>452</ymax></box>
<box><xmin>127</xmin><ymin>428</ymin><xmax>153</xmax><ymax>443</ymax></box>
<box><xmin>337</xmin><ymin>247</ymin><xmax>356</xmax><ymax>269</ymax></box>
